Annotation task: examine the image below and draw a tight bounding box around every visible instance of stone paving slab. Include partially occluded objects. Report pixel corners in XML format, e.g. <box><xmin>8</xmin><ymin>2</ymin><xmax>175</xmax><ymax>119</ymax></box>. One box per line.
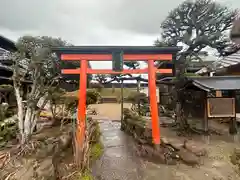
<box><xmin>92</xmin><ymin>121</ymin><xmax>143</xmax><ymax>180</ymax></box>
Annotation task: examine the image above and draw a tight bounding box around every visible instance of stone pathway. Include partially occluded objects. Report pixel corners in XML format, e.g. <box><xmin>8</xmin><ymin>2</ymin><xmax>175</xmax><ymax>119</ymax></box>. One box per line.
<box><xmin>92</xmin><ymin>120</ymin><xmax>180</xmax><ymax>180</ymax></box>
<box><xmin>92</xmin><ymin>120</ymin><xmax>143</xmax><ymax>179</ymax></box>
<box><xmin>92</xmin><ymin>120</ymin><xmax>240</xmax><ymax>180</ymax></box>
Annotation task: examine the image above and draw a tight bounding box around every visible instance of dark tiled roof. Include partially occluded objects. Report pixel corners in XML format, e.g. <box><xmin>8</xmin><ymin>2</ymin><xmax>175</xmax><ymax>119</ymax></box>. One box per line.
<box><xmin>212</xmin><ymin>50</ymin><xmax>240</xmax><ymax>69</ymax></box>
<box><xmin>196</xmin><ymin>49</ymin><xmax>240</xmax><ymax>75</ymax></box>
<box><xmin>0</xmin><ymin>36</ymin><xmax>17</xmax><ymax>51</ymax></box>
<box><xmin>0</xmin><ymin>36</ymin><xmax>16</xmax><ymax>71</ymax></box>
<box><xmin>188</xmin><ymin>76</ymin><xmax>240</xmax><ymax>91</ymax></box>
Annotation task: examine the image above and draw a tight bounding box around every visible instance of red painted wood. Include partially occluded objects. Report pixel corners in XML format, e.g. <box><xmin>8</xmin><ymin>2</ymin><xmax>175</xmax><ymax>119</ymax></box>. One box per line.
<box><xmin>77</xmin><ymin>60</ymin><xmax>87</xmax><ymax>147</ymax></box>
<box><xmin>62</xmin><ymin>68</ymin><xmax>172</xmax><ymax>75</ymax></box>
<box><xmin>87</xmin><ymin>68</ymin><xmax>147</xmax><ymax>74</ymax></box>
<box><xmin>148</xmin><ymin>59</ymin><xmax>160</xmax><ymax>145</ymax></box>
<box><xmin>124</xmin><ymin>54</ymin><xmax>172</xmax><ymax>61</ymax></box>
<box><xmin>61</xmin><ymin>69</ymin><xmax>80</xmax><ymax>74</ymax></box>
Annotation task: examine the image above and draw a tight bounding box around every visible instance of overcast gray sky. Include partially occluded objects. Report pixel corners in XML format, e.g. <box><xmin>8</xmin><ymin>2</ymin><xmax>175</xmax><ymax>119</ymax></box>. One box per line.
<box><xmin>0</xmin><ymin>0</ymin><xmax>239</xmax><ymax>70</ymax></box>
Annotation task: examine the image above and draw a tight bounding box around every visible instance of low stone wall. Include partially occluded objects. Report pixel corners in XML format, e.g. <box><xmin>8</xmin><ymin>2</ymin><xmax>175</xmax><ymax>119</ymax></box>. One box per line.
<box><xmin>100</xmin><ymin>96</ymin><xmax>118</xmax><ymax>103</ymax></box>
<box><xmin>121</xmin><ymin>108</ymin><xmax>206</xmax><ymax>166</ymax></box>
<box><xmin>99</xmin><ymin>96</ymin><xmax>134</xmax><ymax>103</ymax></box>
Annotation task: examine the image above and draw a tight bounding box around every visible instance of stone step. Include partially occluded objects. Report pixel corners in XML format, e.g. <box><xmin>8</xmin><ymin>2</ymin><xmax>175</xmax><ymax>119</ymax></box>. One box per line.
<box><xmin>178</xmin><ymin>148</ymin><xmax>200</xmax><ymax>166</ymax></box>
<box><xmin>184</xmin><ymin>140</ymin><xmax>207</xmax><ymax>157</ymax></box>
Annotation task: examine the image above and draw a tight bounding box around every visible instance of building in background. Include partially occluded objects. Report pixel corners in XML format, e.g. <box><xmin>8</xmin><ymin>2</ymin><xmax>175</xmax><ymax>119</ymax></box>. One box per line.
<box><xmin>0</xmin><ymin>36</ymin><xmax>31</xmax><ymax>105</ymax></box>
<box><xmin>196</xmin><ymin>49</ymin><xmax>240</xmax><ymax>76</ymax></box>
<box><xmin>98</xmin><ymin>82</ymin><xmax>160</xmax><ymax>103</ymax></box>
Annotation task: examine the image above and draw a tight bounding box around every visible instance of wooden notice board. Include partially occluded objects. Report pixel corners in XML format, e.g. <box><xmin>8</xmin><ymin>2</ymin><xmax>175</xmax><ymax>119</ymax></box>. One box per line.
<box><xmin>207</xmin><ymin>98</ymin><xmax>235</xmax><ymax>118</ymax></box>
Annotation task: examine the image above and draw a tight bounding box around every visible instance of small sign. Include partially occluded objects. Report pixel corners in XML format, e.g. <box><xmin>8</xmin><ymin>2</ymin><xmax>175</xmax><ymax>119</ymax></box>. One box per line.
<box><xmin>230</xmin><ymin>17</ymin><xmax>240</xmax><ymax>45</ymax></box>
<box><xmin>112</xmin><ymin>51</ymin><xmax>123</xmax><ymax>72</ymax></box>
<box><xmin>207</xmin><ymin>98</ymin><xmax>235</xmax><ymax>118</ymax></box>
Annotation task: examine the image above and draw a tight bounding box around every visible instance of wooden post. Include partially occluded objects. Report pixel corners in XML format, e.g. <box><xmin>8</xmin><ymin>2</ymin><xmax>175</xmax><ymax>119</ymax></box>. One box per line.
<box><xmin>216</xmin><ymin>90</ymin><xmax>222</xmax><ymax>97</ymax></box>
<box><xmin>76</xmin><ymin>59</ymin><xmax>87</xmax><ymax>161</ymax></box>
<box><xmin>148</xmin><ymin>60</ymin><xmax>160</xmax><ymax>145</ymax></box>
<box><xmin>203</xmin><ymin>91</ymin><xmax>209</xmax><ymax>143</ymax></box>
<box><xmin>229</xmin><ymin>90</ymin><xmax>238</xmax><ymax>142</ymax></box>
<box><xmin>120</xmin><ymin>79</ymin><xmax>124</xmax><ymax>130</ymax></box>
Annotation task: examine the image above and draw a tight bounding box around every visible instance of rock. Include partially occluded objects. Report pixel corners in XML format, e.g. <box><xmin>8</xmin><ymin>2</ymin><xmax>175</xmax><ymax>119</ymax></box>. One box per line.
<box><xmin>161</xmin><ymin>137</ymin><xmax>170</xmax><ymax>145</ymax></box>
<box><xmin>12</xmin><ymin>159</ymin><xmax>36</xmax><ymax>180</ymax></box>
<box><xmin>162</xmin><ymin>138</ymin><xmax>184</xmax><ymax>150</ymax></box>
<box><xmin>155</xmin><ymin>152</ymin><xmax>167</xmax><ymax>163</ymax></box>
<box><xmin>36</xmin><ymin>143</ymin><xmax>55</xmax><ymax>158</ymax></box>
<box><xmin>35</xmin><ymin>158</ymin><xmax>56</xmax><ymax>180</ymax></box>
<box><xmin>59</xmin><ymin>133</ymin><xmax>72</xmax><ymax>150</ymax></box>
<box><xmin>234</xmin><ymin>148</ymin><xmax>240</xmax><ymax>158</ymax></box>
<box><xmin>143</xmin><ymin>145</ymin><xmax>155</xmax><ymax>156</ymax></box>
<box><xmin>161</xmin><ymin>147</ymin><xmax>178</xmax><ymax>165</ymax></box>
<box><xmin>145</xmin><ymin>145</ymin><xmax>166</xmax><ymax>163</ymax></box>
<box><xmin>169</xmin><ymin>140</ymin><xmax>184</xmax><ymax>150</ymax></box>
<box><xmin>178</xmin><ymin>148</ymin><xmax>200</xmax><ymax>166</ymax></box>
<box><xmin>212</xmin><ymin>161</ymin><xmax>226</xmax><ymax>168</ymax></box>
<box><xmin>143</xmin><ymin>128</ymin><xmax>152</xmax><ymax>138</ymax></box>
<box><xmin>184</xmin><ymin>141</ymin><xmax>207</xmax><ymax>156</ymax></box>
<box><xmin>230</xmin><ymin>148</ymin><xmax>240</xmax><ymax>165</ymax></box>
<box><xmin>212</xmin><ymin>176</ymin><xmax>224</xmax><ymax>180</ymax></box>
<box><xmin>122</xmin><ymin>109</ymin><xmax>205</xmax><ymax>166</ymax></box>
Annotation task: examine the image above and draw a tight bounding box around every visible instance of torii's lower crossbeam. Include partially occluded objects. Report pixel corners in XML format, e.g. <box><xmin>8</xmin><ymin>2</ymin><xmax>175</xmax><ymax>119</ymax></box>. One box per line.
<box><xmin>61</xmin><ymin>68</ymin><xmax>172</xmax><ymax>75</ymax></box>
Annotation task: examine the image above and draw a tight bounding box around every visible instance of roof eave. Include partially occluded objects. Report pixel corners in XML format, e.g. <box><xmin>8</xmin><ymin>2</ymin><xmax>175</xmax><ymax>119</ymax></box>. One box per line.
<box><xmin>0</xmin><ymin>36</ymin><xmax>17</xmax><ymax>52</ymax></box>
<box><xmin>192</xmin><ymin>81</ymin><xmax>212</xmax><ymax>92</ymax></box>
<box><xmin>52</xmin><ymin>46</ymin><xmax>181</xmax><ymax>54</ymax></box>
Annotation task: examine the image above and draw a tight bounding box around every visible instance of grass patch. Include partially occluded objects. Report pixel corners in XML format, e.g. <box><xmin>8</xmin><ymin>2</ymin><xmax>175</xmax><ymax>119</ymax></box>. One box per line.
<box><xmin>90</xmin><ymin>141</ymin><xmax>104</xmax><ymax>161</ymax></box>
<box><xmin>74</xmin><ymin>120</ymin><xmax>103</xmax><ymax>180</ymax></box>
<box><xmin>78</xmin><ymin>171</ymin><xmax>94</xmax><ymax>180</ymax></box>
<box><xmin>90</xmin><ymin>119</ymin><xmax>104</xmax><ymax>162</ymax></box>
<box><xmin>90</xmin><ymin>120</ymin><xmax>104</xmax><ymax>161</ymax></box>
<box><xmin>75</xmin><ymin>142</ymin><xmax>103</xmax><ymax>180</ymax></box>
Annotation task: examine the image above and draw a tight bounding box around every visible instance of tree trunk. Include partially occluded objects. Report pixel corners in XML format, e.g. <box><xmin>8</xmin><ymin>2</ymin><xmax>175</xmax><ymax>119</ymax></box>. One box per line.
<box><xmin>24</xmin><ymin>107</ymin><xmax>32</xmax><ymax>140</ymax></box>
<box><xmin>50</xmin><ymin>102</ymin><xmax>57</xmax><ymax>121</ymax></box>
<box><xmin>14</xmin><ymin>81</ymin><xmax>49</xmax><ymax>144</ymax></box>
<box><xmin>175</xmin><ymin>56</ymin><xmax>190</xmax><ymax>132</ymax></box>
<box><xmin>14</xmin><ymin>86</ymin><xmax>25</xmax><ymax>144</ymax></box>
<box><xmin>112</xmin><ymin>84</ymin><xmax>115</xmax><ymax>93</ymax></box>
<box><xmin>30</xmin><ymin>112</ymin><xmax>39</xmax><ymax>133</ymax></box>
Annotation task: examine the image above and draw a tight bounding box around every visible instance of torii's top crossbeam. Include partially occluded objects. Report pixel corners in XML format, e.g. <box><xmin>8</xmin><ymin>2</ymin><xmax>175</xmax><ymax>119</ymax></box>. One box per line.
<box><xmin>52</xmin><ymin>46</ymin><xmax>180</xmax><ymax>55</ymax></box>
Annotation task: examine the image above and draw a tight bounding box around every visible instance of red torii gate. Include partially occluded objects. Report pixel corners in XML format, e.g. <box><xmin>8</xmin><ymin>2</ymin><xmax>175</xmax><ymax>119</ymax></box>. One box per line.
<box><xmin>53</xmin><ymin>46</ymin><xmax>179</xmax><ymax>147</ymax></box>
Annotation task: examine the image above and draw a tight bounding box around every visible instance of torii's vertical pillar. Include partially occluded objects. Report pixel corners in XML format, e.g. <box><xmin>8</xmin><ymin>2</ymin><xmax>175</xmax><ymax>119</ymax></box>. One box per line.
<box><xmin>77</xmin><ymin>59</ymin><xmax>87</xmax><ymax>147</ymax></box>
<box><xmin>148</xmin><ymin>60</ymin><xmax>160</xmax><ymax>144</ymax></box>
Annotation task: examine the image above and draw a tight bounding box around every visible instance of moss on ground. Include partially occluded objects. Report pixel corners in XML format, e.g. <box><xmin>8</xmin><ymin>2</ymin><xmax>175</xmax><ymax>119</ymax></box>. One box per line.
<box><xmin>76</xmin><ymin>142</ymin><xmax>103</xmax><ymax>180</ymax></box>
<box><xmin>76</xmin><ymin>120</ymin><xmax>104</xmax><ymax>180</ymax></box>
<box><xmin>90</xmin><ymin>141</ymin><xmax>104</xmax><ymax>161</ymax></box>
<box><xmin>78</xmin><ymin>171</ymin><xmax>94</xmax><ymax>180</ymax></box>
<box><xmin>90</xmin><ymin>120</ymin><xmax>104</xmax><ymax>162</ymax></box>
